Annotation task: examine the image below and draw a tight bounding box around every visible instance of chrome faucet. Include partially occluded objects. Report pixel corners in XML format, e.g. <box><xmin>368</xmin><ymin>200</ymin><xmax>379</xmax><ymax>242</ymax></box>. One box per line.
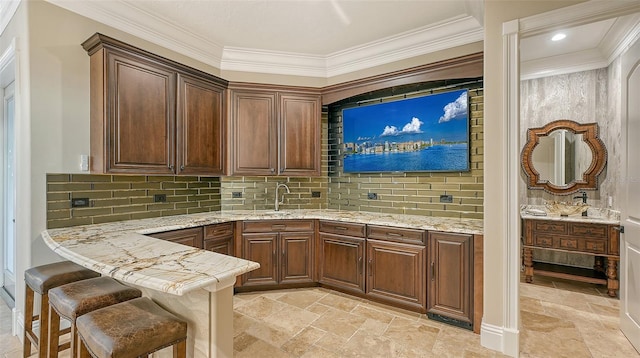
<box><xmin>574</xmin><ymin>190</ymin><xmax>588</xmax><ymax>216</ymax></box>
<box><xmin>275</xmin><ymin>183</ymin><xmax>290</xmax><ymax>211</ymax></box>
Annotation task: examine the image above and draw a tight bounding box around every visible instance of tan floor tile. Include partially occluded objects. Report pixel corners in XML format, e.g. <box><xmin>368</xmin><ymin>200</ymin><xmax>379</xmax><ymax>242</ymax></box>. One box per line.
<box><xmin>384</xmin><ymin>316</ymin><xmax>440</xmax><ymax>353</ymax></box>
<box><xmin>261</xmin><ymin>304</ymin><xmax>320</xmax><ymax>336</ymax></box>
<box><xmin>244</xmin><ymin>319</ymin><xmax>294</xmax><ymax>348</ymax></box>
<box><xmin>318</xmin><ymin>293</ymin><xmax>361</xmax><ymax>312</ymax></box>
<box><xmin>519</xmin><ymin>329</ymin><xmax>591</xmax><ymax>358</ymax></box>
<box><xmin>305</xmin><ymin>302</ymin><xmax>331</xmax><ymax>315</ymax></box>
<box><xmin>0</xmin><ymin>334</ymin><xmax>21</xmax><ymax>354</ymax></box>
<box><xmin>234</xmin><ymin>331</ymin><xmax>259</xmax><ymax>352</ymax></box>
<box><xmin>311</xmin><ymin>308</ymin><xmax>367</xmax><ymax>338</ymax></box>
<box><xmin>276</xmin><ymin>289</ymin><xmax>328</xmax><ymax>309</ymax></box>
<box><xmin>588</xmin><ymin>301</ymin><xmax>619</xmax><ymax>317</ymax></box>
<box><xmin>351</xmin><ymin>304</ymin><xmax>395</xmax><ymax>324</ymax></box>
<box><xmin>300</xmin><ymin>345</ymin><xmax>345</xmax><ymax>358</ymax></box>
<box><xmin>519</xmin><ymin>296</ymin><xmax>544</xmax><ymax>314</ymax></box>
<box><xmin>281</xmin><ymin>326</ymin><xmax>325</xmax><ymax>357</ymax></box>
<box><xmin>339</xmin><ymin>330</ymin><xmax>405</xmax><ymax>357</ymax></box>
<box><xmin>234</xmin><ymin>337</ymin><xmax>293</xmax><ymax>358</ymax></box>
<box><xmin>313</xmin><ymin>331</ymin><xmax>349</xmax><ymax>353</ymax></box>
<box><xmin>357</xmin><ymin>317</ymin><xmax>390</xmax><ymax>336</ymax></box>
<box><xmin>235</xmin><ymin>295</ymin><xmax>288</xmax><ymax>320</ymax></box>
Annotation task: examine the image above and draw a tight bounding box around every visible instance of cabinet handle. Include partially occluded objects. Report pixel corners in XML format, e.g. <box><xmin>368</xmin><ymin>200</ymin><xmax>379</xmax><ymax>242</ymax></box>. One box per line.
<box><xmin>335</xmin><ymin>226</ymin><xmax>348</xmax><ymax>231</ymax></box>
<box><xmin>180</xmin><ymin>165</ymin><xmax>184</xmax><ymax>171</ymax></box>
<box><xmin>368</xmin><ymin>258</ymin><xmax>373</xmax><ymax>276</ymax></box>
<box><xmin>272</xmin><ymin>224</ymin><xmax>286</xmax><ymax>230</ymax></box>
<box><xmin>358</xmin><ymin>257</ymin><xmax>362</xmax><ymax>275</ymax></box>
<box><xmin>387</xmin><ymin>232</ymin><xmax>402</xmax><ymax>237</ymax></box>
<box><xmin>431</xmin><ymin>262</ymin><xmax>435</xmax><ymax>281</ymax></box>
<box><xmin>270</xmin><ymin>168</ymin><xmax>275</xmax><ymax>173</ymax></box>
<box><xmin>168</xmin><ymin>164</ymin><xmax>174</xmax><ymax>170</ymax></box>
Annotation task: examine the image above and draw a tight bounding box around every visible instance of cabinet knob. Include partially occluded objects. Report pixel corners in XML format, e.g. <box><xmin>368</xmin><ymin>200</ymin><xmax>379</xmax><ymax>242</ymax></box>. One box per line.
<box><xmin>270</xmin><ymin>168</ymin><xmax>275</xmax><ymax>173</ymax></box>
<box><xmin>168</xmin><ymin>164</ymin><xmax>174</xmax><ymax>170</ymax></box>
<box><xmin>180</xmin><ymin>165</ymin><xmax>185</xmax><ymax>171</ymax></box>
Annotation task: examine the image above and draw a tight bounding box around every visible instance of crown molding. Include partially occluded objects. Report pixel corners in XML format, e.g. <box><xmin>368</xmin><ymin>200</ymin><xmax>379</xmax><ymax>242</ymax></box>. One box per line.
<box><xmin>520</xmin><ymin>48</ymin><xmax>607</xmax><ymax>80</ymax></box>
<box><xmin>0</xmin><ymin>0</ymin><xmax>21</xmax><ymax>37</ymax></box>
<box><xmin>46</xmin><ymin>0</ymin><xmax>224</xmax><ymax>67</ymax></box>
<box><xmin>47</xmin><ymin>0</ymin><xmax>481</xmax><ymax>79</ymax></box>
<box><xmin>606</xmin><ymin>16</ymin><xmax>640</xmax><ymax>65</ymax></box>
<box><xmin>325</xmin><ymin>15</ymin><xmax>483</xmax><ymax>78</ymax></box>
<box><xmin>519</xmin><ymin>0</ymin><xmax>640</xmax><ymax>38</ymax></box>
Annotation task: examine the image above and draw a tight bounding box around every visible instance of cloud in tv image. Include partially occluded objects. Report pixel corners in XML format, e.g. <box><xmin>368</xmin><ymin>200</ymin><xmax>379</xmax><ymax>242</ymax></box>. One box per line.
<box><xmin>342</xmin><ymin>89</ymin><xmax>470</xmax><ymax>173</ymax></box>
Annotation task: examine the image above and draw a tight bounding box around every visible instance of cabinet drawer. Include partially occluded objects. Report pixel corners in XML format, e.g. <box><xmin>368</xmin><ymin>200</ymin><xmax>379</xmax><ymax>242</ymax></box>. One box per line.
<box><xmin>569</xmin><ymin>223</ymin><xmax>608</xmax><ymax>238</ymax></box>
<box><xmin>319</xmin><ymin>220</ymin><xmax>366</xmax><ymax>238</ymax></box>
<box><xmin>204</xmin><ymin>222</ymin><xmax>234</xmax><ymax>240</ymax></box>
<box><xmin>533</xmin><ymin>221</ymin><xmax>567</xmax><ymax>234</ymax></box>
<box><xmin>533</xmin><ymin>235</ymin><xmax>554</xmax><ymax>248</ymax></box>
<box><xmin>243</xmin><ymin>220</ymin><xmax>315</xmax><ymax>233</ymax></box>
<box><xmin>584</xmin><ymin>239</ymin><xmax>607</xmax><ymax>254</ymax></box>
<box><xmin>367</xmin><ymin>225</ymin><xmax>425</xmax><ymax>245</ymax></box>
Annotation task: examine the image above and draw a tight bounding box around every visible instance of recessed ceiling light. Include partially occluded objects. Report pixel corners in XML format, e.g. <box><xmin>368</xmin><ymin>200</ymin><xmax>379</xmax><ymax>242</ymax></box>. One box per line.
<box><xmin>551</xmin><ymin>33</ymin><xmax>566</xmax><ymax>42</ymax></box>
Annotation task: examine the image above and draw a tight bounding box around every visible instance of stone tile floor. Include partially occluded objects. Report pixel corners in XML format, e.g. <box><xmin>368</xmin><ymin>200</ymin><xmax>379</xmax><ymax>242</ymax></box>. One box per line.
<box><xmin>1</xmin><ymin>275</ymin><xmax>638</xmax><ymax>357</ymax></box>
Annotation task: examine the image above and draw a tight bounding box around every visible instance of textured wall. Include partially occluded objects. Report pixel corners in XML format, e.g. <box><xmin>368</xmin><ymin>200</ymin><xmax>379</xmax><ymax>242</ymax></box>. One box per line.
<box><xmin>519</xmin><ymin>67</ymin><xmax>621</xmax><ymax>209</ymax></box>
<box><xmin>46</xmin><ymin>174</ymin><xmax>221</xmax><ymax>228</ymax></box>
<box><xmin>326</xmin><ymin>84</ymin><xmax>484</xmax><ymax>219</ymax></box>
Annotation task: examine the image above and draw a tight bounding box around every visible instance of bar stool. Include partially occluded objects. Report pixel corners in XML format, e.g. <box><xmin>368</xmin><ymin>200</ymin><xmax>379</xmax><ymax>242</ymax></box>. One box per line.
<box><xmin>48</xmin><ymin>276</ymin><xmax>142</xmax><ymax>358</ymax></box>
<box><xmin>23</xmin><ymin>261</ymin><xmax>100</xmax><ymax>358</ymax></box>
<box><xmin>76</xmin><ymin>297</ymin><xmax>187</xmax><ymax>358</ymax></box>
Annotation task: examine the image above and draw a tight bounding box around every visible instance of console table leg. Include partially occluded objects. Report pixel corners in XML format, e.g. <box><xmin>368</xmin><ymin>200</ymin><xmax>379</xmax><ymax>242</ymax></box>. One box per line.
<box><xmin>524</xmin><ymin>247</ymin><xmax>534</xmax><ymax>283</ymax></box>
<box><xmin>606</xmin><ymin>258</ymin><xmax>619</xmax><ymax>297</ymax></box>
<box><xmin>594</xmin><ymin>256</ymin><xmax>604</xmax><ymax>273</ymax></box>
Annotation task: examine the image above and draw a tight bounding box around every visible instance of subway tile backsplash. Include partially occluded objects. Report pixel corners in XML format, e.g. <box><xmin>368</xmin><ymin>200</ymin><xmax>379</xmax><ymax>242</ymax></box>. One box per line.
<box><xmin>46</xmin><ymin>174</ymin><xmax>221</xmax><ymax>228</ymax></box>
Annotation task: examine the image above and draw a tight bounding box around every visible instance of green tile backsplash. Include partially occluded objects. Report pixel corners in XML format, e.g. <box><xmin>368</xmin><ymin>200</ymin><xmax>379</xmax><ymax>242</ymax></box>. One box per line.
<box><xmin>46</xmin><ymin>174</ymin><xmax>221</xmax><ymax>228</ymax></box>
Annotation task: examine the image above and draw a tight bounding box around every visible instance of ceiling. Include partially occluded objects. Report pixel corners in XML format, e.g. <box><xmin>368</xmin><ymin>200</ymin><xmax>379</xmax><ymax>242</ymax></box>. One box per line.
<box><xmin>45</xmin><ymin>0</ymin><xmax>640</xmax><ymax>79</ymax></box>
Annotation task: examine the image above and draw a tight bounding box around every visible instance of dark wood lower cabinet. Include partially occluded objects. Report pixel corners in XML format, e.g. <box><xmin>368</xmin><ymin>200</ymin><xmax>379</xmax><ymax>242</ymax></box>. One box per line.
<box><xmin>317</xmin><ymin>233</ymin><xmax>366</xmax><ymax>294</ymax></box>
<box><xmin>204</xmin><ymin>222</ymin><xmax>234</xmax><ymax>255</ymax></box>
<box><xmin>366</xmin><ymin>239</ymin><xmax>426</xmax><ymax>312</ymax></box>
<box><xmin>148</xmin><ymin>227</ymin><xmax>204</xmax><ymax>248</ymax></box>
<box><xmin>242</xmin><ymin>233</ymin><xmax>279</xmax><ymax>286</ymax></box>
<box><xmin>280</xmin><ymin>232</ymin><xmax>314</xmax><ymax>284</ymax></box>
<box><xmin>427</xmin><ymin>231</ymin><xmax>473</xmax><ymax>330</ymax></box>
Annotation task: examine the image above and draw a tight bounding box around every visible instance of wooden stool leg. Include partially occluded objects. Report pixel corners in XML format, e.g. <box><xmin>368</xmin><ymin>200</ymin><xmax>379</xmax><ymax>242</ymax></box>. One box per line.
<box><xmin>48</xmin><ymin>305</ymin><xmax>61</xmax><ymax>358</ymax></box>
<box><xmin>23</xmin><ymin>286</ymin><xmax>35</xmax><ymax>358</ymax></box>
<box><xmin>174</xmin><ymin>340</ymin><xmax>186</xmax><ymax>358</ymax></box>
<box><xmin>606</xmin><ymin>258</ymin><xmax>619</xmax><ymax>297</ymax></box>
<box><xmin>39</xmin><ymin>294</ymin><xmax>50</xmax><ymax>358</ymax></box>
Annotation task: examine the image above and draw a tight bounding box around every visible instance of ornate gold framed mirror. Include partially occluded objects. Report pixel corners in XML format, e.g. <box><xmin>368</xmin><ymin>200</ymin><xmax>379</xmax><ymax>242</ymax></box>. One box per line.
<box><xmin>521</xmin><ymin>120</ymin><xmax>606</xmax><ymax>195</ymax></box>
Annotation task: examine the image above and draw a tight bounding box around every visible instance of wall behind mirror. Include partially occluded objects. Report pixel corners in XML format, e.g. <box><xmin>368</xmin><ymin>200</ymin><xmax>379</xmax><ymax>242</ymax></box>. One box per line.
<box><xmin>520</xmin><ymin>66</ymin><xmax>621</xmax><ymax>210</ymax></box>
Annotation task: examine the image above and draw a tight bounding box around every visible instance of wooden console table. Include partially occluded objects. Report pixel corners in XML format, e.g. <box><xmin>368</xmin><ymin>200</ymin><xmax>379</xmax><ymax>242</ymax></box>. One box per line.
<box><xmin>522</xmin><ymin>218</ymin><xmax>620</xmax><ymax>297</ymax></box>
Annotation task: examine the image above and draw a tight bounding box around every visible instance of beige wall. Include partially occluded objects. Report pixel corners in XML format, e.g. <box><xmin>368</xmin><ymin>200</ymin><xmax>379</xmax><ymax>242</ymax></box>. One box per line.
<box><xmin>483</xmin><ymin>0</ymin><xmax>586</xmax><ymax>338</ymax></box>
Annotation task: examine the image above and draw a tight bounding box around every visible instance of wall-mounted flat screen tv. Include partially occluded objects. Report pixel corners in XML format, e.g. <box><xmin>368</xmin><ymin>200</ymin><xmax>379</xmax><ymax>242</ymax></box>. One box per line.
<box><xmin>342</xmin><ymin>89</ymin><xmax>470</xmax><ymax>173</ymax></box>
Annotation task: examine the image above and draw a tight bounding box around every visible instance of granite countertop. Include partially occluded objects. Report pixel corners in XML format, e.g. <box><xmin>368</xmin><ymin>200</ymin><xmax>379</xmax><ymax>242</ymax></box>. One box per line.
<box><xmin>42</xmin><ymin>209</ymin><xmax>483</xmax><ymax>296</ymax></box>
<box><xmin>520</xmin><ymin>205</ymin><xmax>620</xmax><ymax>225</ymax></box>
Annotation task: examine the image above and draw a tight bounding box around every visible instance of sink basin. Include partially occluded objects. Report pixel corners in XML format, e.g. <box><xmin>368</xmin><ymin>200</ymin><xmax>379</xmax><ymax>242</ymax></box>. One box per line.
<box><xmin>545</xmin><ymin>202</ymin><xmax>589</xmax><ymax>216</ymax></box>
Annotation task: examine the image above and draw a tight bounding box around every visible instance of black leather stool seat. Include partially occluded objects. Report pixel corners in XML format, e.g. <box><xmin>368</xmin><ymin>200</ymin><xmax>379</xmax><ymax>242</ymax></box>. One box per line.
<box><xmin>77</xmin><ymin>297</ymin><xmax>187</xmax><ymax>358</ymax></box>
<box><xmin>25</xmin><ymin>261</ymin><xmax>99</xmax><ymax>294</ymax></box>
<box><xmin>49</xmin><ymin>276</ymin><xmax>142</xmax><ymax>320</ymax></box>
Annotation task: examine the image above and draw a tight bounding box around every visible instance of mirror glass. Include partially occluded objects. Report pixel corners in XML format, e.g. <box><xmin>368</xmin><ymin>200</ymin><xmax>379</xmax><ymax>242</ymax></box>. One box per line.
<box><xmin>521</xmin><ymin>120</ymin><xmax>606</xmax><ymax>195</ymax></box>
<box><xmin>531</xmin><ymin>130</ymin><xmax>592</xmax><ymax>186</ymax></box>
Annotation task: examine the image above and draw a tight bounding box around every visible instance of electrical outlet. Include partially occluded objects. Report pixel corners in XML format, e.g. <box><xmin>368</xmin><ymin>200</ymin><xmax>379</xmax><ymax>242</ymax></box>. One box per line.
<box><xmin>439</xmin><ymin>194</ymin><xmax>453</xmax><ymax>203</ymax></box>
<box><xmin>153</xmin><ymin>194</ymin><xmax>167</xmax><ymax>203</ymax></box>
<box><xmin>232</xmin><ymin>192</ymin><xmax>243</xmax><ymax>198</ymax></box>
<box><xmin>71</xmin><ymin>198</ymin><xmax>90</xmax><ymax>208</ymax></box>
<box><xmin>367</xmin><ymin>193</ymin><xmax>378</xmax><ymax>200</ymax></box>
<box><xmin>311</xmin><ymin>191</ymin><xmax>321</xmax><ymax>198</ymax></box>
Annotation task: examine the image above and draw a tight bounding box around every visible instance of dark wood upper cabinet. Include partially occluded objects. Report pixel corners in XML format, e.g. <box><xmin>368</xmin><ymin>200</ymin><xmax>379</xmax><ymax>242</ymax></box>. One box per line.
<box><xmin>83</xmin><ymin>33</ymin><xmax>227</xmax><ymax>175</ymax></box>
<box><xmin>229</xmin><ymin>84</ymin><xmax>321</xmax><ymax>176</ymax></box>
<box><xmin>177</xmin><ymin>74</ymin><xmax>226</xmax><ymax>175</ymax></box>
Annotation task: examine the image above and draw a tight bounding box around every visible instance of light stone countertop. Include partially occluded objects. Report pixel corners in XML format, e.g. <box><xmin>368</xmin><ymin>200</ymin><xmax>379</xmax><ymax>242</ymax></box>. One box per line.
<box><xmin>520</xmin><ymin>205</ymin><xmax>621</xmax><ymax>225</ymax></box>
<box><xmin>42</xmin><ymin>209</ymin><xmax>483</xmax><ymax>296</ymax></box>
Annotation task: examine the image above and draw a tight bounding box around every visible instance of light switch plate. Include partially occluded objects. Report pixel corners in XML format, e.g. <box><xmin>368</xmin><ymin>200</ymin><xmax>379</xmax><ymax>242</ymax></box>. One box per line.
<box><xmin>80</xmin><ymin>154</ymin><xmax>89</xmax><ymax>171</ymax></box>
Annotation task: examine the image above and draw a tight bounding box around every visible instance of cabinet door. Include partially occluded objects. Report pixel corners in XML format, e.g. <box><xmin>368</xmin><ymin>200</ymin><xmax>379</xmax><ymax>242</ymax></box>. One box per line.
<box><xmin>204</xmin><ymin>237</ymin><xmax>233</xmax><ymax>256</ymax></box>
<box><xmin>279</xmin><ymin>93</ymin><xmax>321</xmax><ymax>176</ymax></box>
<box><xmin>366</xmin><ymin>239</ymin><xmax>426</xmax><ymax>312</ymax></box>
<box><xmin>177</xmin><ymin>74</ymin><xmax>226</xmax><ymax>175</ymax></box>
<box><xmin>242</xmin><ymin>233</ymin><xmax>279</xmax><ymax>286</ymax></box>
<box><xmin>317</xmin><ymin>233</ymin><xmax>365</xmax><ymax>294</ymax></box>
<box><xmin>428</xmin><ymin>232</ymin><xmax>473</xmax><ymax>327</ymax></box>
<box><xmin>280</xmin><ymin>232</ymin><xmax>314</xmax><ymax>284</ymax></box>
<box><xmin>149</xmin><ymin>227</ymin><xmax>203</xmax><ymax>248</ymax></box>
<box><xmin>106</xmin><ymin>51</ymin><xmax>176</xmax><ymax>173</ymax></box>
<box><xmin>231</xmin><ymin>91</ymin><xmax>278</xmax><ymax>175</ymax></box>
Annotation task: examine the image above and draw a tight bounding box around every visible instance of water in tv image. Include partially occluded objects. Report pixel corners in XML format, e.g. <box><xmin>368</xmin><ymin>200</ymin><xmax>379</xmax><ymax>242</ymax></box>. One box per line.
<box><xmin>342</xmin><ymin>89</ymin><xmax>470</xmax><ymax>173</ymax></box>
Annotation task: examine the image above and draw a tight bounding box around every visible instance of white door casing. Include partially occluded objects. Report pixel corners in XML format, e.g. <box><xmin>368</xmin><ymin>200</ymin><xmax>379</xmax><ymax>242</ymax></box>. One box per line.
<box><xmin>620</xmin><ymin>34</ymin><xmax>640</xmax><ymax>353</ymax></box>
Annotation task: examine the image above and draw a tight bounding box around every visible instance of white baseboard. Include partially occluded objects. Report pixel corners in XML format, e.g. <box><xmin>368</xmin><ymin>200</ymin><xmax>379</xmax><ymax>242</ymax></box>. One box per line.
<box><xmin>481</xmin><ymin>321</ymin><xmax>520</xmax><ymax>357</ymax></box>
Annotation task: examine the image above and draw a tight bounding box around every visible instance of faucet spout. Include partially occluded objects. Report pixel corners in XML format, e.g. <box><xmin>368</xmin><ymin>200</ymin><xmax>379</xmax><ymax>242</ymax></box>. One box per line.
<box><xmin>275</xmin><ymin>183</ymin><xmax>290</xmax><ymax>211</ymax></box>
<box><xmin>573</xmin><ymin>191</ymin><xmax>588</xmax><ymax>216</ymax></box>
